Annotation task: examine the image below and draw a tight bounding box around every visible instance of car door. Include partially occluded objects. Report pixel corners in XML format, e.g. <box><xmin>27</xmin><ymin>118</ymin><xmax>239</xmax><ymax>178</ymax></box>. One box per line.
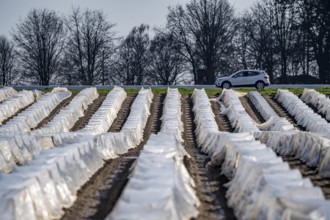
<box><xmin>230</xmin><ymin>72</ymin><xmax>241</xmax><ymax>86</ymax></box>
<box><xmin>247</xmin><ymin>71</ymin><xmax>260</xmax><ymax>85</ymax></box>
<box><xmin>231</xmin><ymin>71</ymin><xmax>247</xmax><ymax>86</ymax></box>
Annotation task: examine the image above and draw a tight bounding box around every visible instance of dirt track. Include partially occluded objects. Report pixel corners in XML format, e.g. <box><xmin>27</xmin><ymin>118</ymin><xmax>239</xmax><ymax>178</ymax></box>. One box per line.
<box><xmin>244</xmin><ymin>95</ymin><xmax>330</xmax><ymax>199</ymax></box>
<box><xmin>61</xmin><ymin>93</ymin><xmax>164</xmax><ymax>219</ymax></box>
<box><xmin>34</xmin><ymin>94</ymin><xmax>75</xmax><ymax>129</ymax></box>
<box><xmin>5</xmin><ymin>89</ymin><xmax>329</xmax><ymax>219</ymax></box>
<box><xmin>183</xmin><ymin>95</ymin><xmax>236</xmax><ymax>220</ymax></box>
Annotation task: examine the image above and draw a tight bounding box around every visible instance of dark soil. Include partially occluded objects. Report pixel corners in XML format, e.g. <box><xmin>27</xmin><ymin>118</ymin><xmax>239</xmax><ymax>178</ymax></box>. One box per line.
<box><xmin>61</xmin><ymin>93</ymin><xmax>164</xmax><ymax>220</ymax></box>
<box><xmin>108</xmin><ymin>94</ymin><xmax>137</xmax><ymax>132</ymax></box>
<box><xmin>209</xmin><ymin>95</ymin><xmax>234</xmax><ymax>132</ymax></box>
<box><xmin>262</xmin><ymin>95</ymin><xmax>305</xmax><ymax>130</ymax></box>
<box><xmin>33</xmin><ymin>94</ymin><xmax>75</xmax><ymax>129</ymax></box>
<box><xmin>239</xmin><ymin>96</ymin><xmax>265</xmax><ymax>124</ymax></box>
<box><xmin>182</xmin><ymin>95</ymin><xmax>236</xmax><ymax>220</ymax></box>
<box><xmin>304</xmin><ymin>102</ymin><xmax>330</xmax><ymax>123</ymax></box>
<box><xmin>249</xmin><ymin>95</ymin><xmax>330</xmax><ymax>199</ymax></box>
<box><xmin>283</xmin><ymin>157</ymin><xmax>330</xmax><ymax>199</ymax></box>
<box><xmin>1</xmin><ymin>101</ymin><xmax>35</xmax><ymax>125</ymax></box>
<box><xmin>70</xmin><ymin>95</ymin><xmax>107</xmax><ymax>131</ymax></box>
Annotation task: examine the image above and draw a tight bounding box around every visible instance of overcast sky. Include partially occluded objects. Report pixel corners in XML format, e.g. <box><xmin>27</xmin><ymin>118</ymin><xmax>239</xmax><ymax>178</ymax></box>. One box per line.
<box><xmin>0</xmin><ymin>0</ymin><xmax>254</xmax><ymax>38</ymax></box>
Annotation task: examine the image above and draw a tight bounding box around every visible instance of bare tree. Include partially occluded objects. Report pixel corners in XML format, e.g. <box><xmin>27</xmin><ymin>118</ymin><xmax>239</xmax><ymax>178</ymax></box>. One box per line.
<box><xmin>114</xmin><ymin>24</ymin><xmax>150</xmax><ymax>85</ymax></box>
<box><xmin>0</xmin><ymin>36</ymin><xmax>16</xmax><ymax>85</ymax></box>
<box><xmin>167</xmin><ymin>0</ymin><xmax>238</xmax><ymax>84</ymax></box>
<box><xmin>13</xmin><ymin>9</ymin><xmax>65</xmax><ymax>85</ymax></box>
<box><xmin>272</xmin><ymin>0</ymin><xmax>297</xmax><ymax>83</ymax></box>
<box><xmin>305</xmin><ymin>0</ymin><xmax>330</xmax><ymax>83</ymax></box>
<box><xmin>238</xmin><ymin>1</ymin><xmax>278</xmax><ymax>82</ymax></box>
<box><xmin>65</xmin><ymin>8</ymin><xmax>116</xmax><ymax>85</ymax></box>
<box><xmin>148</xmin><ymin>32</ymin><xmax>185</xmax><ymax>85</ymax></box>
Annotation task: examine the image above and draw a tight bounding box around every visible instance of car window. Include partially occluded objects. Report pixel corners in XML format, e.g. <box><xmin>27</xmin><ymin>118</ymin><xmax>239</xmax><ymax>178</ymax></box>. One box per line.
<box><xmin>247</xmin><ymin>71</ymin><xmax>260</xmax><ymax>77</ymax></box>
<box><xmin>233</xmin><ymin>73</ymin><xmax>239</xmax><ymax>77</ymax></box>
<box><xmin>234</xmin><ymin>72</ymin><xmax>244</xmax><ymax>77</ymax></box>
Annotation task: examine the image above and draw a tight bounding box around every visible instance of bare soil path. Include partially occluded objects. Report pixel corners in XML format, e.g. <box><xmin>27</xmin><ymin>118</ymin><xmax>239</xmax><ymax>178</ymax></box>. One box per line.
<box><xmin>1</xmin><ymin>102</ymin><xmax>35</xmax><ymax>125</ymax></box>
<box><xmin>262</xmin><ymin>95</ymin><xmax>305</xmax><ymax>130</ymax></box>
<box><xmin>247</xmin><ymin>94</ymin><xmax>330</xmax><ymax>199</ymax></box>
<box><xmin>209</xmin><ymin>95</ymin><xmax>234</xmax><ymax>132</ymax></box>
<box><xmin>182</xmin><ymin>95</ymin><xmax>236</xmax><ymax>220</ymax></box>
<box><xmin>239</xmin><ymin>96</ymin><xmax>265</xmax><ymax>124</ymax></box>
<box><xmin>61</xmin><ymin>93</ymin><xmax>164</xmax><ymax>220</ymax></box>
<box><xmin>33</xmin><ymin>94</ymin><xmax>75</xmax><ymax>129</ymax></box>
<box><xmin>282</xmin><ymin>157</ymin><xmax>330</xmax><ymax>199</ymax></box>
<box><xmin>108</xmin><ymin>94</ymin><xmax>137</xmax><ymax>132</ymax></box>
<box><xmin>70</xmin><ymin>95</ymin><xmax>107</xmax><ymax>131</ymax></box>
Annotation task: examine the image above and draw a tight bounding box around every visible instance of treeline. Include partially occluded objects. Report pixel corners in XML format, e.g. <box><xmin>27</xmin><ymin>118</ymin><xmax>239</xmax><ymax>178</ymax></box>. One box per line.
<box><xmin>0</xmin><ymin>0</ymin><xmax>329</xmax><ymax>85</ymax></box>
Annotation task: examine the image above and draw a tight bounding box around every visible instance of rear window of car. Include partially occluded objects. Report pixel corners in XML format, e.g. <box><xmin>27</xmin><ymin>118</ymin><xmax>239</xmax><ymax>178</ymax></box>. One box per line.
<box><xmin>248</xmin><ymin>71</ymin><xmax>260</xmax><ymax>76</ymax></box>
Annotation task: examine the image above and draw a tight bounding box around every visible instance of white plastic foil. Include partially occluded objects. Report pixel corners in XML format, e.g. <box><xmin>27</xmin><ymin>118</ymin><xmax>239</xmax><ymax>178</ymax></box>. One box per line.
<box><xmin>0</xmin><ymin>88</ymin><xmax>71</xmax><ymax>134</ymax></box>
<box><xmin>35</xmin><ymin>87</ymin><xmax>98</xmax><ymax>133</ymax></box>
<box><xmin>160</xmin><ymin>88</ymin><xmax>184</xmax><ymax>143</ymax></box>
<box><xmin>0</xmin><ymin>87</ymin><xmax>17</xmax><ymax>103</ymax></box>
<box><xmin>259</xmin><ymin>131</ymin><xmax>330</xmax><ymax>177</ymax></box>
<box><xmin>191</xmin><ymin>88</ymin><xmax>329</xmax><ymax>219</ymax></box>
<box><xmin>78</xmin><ymin>86</ymin><xmax>126</xmax><ymax>135</ymax></box>
<box><xmin>300</xmin><ymin>88</ymin><xmax>330</xmax><ymax>121</ymax></box>
<box><xmin>275</xmin><ymin>89</ymin><xmax>330</xmax><ymax>132</ymax></box>
<box><xmin>0</xmin><ymin>139</ymin><xmax>104</xmax><ymax>219</ymax></box>
<box><xmin>218</xmin><ymin>89</ymin><xmax>259</xmax><ymax>134</ymax></box>
<box><xmin>0</xmin><ymin>90</ymin><xmax>36</xmax><ymax>125</ymax></box>
<box><xmin>108</xmin><ymin>88</ymin><xmax>199</xmax><ymax>220</ymax></box>
<box><xmin>120</xmin><ymin>88</ymin><xmax>153</xmax><ymax>145</ymax></box>
<box><xmin>108</xmin><ymin>133</ymin><xmax>199</xmax><ymax>220</ymax></box>
<box><xmin>247</xmin><ymin>91</ymin><xmax>295</xmax><ymax>131</ymax></box>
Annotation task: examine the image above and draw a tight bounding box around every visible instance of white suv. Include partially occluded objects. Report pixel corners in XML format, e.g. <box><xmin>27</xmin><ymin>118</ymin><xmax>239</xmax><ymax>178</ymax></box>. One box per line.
<box><xmin>215</xmin><ymin>70</ymin><xmax>270</xmax><ymax>89</ymax></box>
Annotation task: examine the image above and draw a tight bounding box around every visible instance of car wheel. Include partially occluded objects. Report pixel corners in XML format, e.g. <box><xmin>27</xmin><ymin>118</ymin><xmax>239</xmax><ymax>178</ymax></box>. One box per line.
<box><xmin>222</xmin><ymin>81</ymin><xmax>231</xmax><ymax>89</ymax></box>
<box><xmin>255</xmin><ymin>81</ymin><xmax>265</xmax><ymax>89</ymax></box>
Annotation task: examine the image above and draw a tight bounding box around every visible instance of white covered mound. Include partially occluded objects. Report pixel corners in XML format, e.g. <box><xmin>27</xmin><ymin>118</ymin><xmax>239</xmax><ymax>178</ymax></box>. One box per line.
<box><xmin>79</xmin><ymin>86</ymin><xmax>127</xmax><ymax>135</ymax></box>
<box><xmin>0</xmin><ymin>87</ymin><xmax>17</xmax><ymax>102</ymax></box>
<box><xmin>35</xmin><ymin>87</ymin><xmax>98</xmax><ymax>133</ymax></box>
<box><xmin>192</xmin><ymin>88</ymin><xmax>330</xmax><ymax>219</ymax></box>
<box><xmin>0</xmin><ymin>90</ymin><xmax>36</xmax><ymax>125</ymax></box>
<box><xmin>108</xmin><ymin>88</ymin><xmax>199</xmax><ymax>220</ymax></box>
<box><xmin>247</xmin><ymin>91</ymin><xmax>295</xmax><ymax>131</ymax></box>
<box><xmin>258</xmin><ymin>131</ymin><xmax>330</xmax><ymax>177</ymax></box>
<box><xmin>219</xmin><ymin>89</ymin><xmax>259</xmax><ymax>134</ymax></box>
<box><xmin>275</xmin><ymin>89</ymin><xmax>330</xmax><ymax>132</ymax></box>
<box><xmin>108</xmin><ymin>134</ymin><xmax>199</xmax><ymax>220</ymax></box>
<box><xmin>0</xmin><ymin>138</ymin><xmax>104</xmax><ymax>219</ymax></box>
<box><xmin>300</xmin><ymin>88</ymin><xmax>330</xmax><ymax>120</ymax></box>
<box><xmin>0</xmin><ymin>88</ymin><xmax>71</xmax><ymax>134</ymax></box>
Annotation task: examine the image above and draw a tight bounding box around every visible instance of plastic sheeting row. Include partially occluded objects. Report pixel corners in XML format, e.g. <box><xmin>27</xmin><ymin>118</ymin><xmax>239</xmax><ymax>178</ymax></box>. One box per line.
<box><xmin>108</xmin><ymin>88</ymin><xmax>199</xmax><ymax>220</ymax></box>
<box><xmin>35</xmin><ymin>87</ymin><xmax>98</xmax><ymax>133</ymax></box>
<box><xmin>0</xmin><ymin>90</ymin><xmax>37</xmax><ymax>125</ymax></box>
<box><xmin>275</xmin><ymin>89</ymin><xmax>330</xmax><ymax>133</ymax></box>
<box><xmin>0</xmin><ymin>138</ymin><xmax>104</xmax><ymax>220</ymax></box>
<box><xmin>159</xmin><ymin>88</ymin><xmax>184</xmax><ymax>142</ymax></box>
<box><xmin>222</xmin><ymin>135</ymin><xmax>329</xmax><ymax>219</ymax></box>
<box><xmin>301</xmin><ymin>88</ymin><xmax>330</xmax><ymax>121</ymax></box>
<box><xmin>0</xmin><ymin>88</ymin><xmax>152</xmax><ymax>172</ymax></box>
<box><xmin>79</xmin><ymin>87</ymin><xmax>126</xmax><ymax>135</ymax></box>
<box><xmin>0</xmin><ymin>88</ymin><xmax>71</xmax><ymax>134</ymax></box>
<box><xmin>0</xmin><ymin>87</ymin><xmax>16</xmax><ymax>103</ymax></box>
<box><xmin>219</xmin><ymin>89</ymin><xmax>259</xmax><ymax>134</ymax></box>
<box><xmin>119</xmin><ymin>88</ymin><xmax>153</xmax><ymax>145</ymax></box>
<box><xmin>0</xmin><ymin>132</ymin><xmax>78</xmax><ymax>173</ymax></box>
<box><xmin>247</xmin><ymin>91</ymin><xmax>295</xmax><ymax>131</ymax></box>
<box><xmin>191</xmin><ymin>89</ymin><xmax>220</xmax><ymax>159</ymax></box>
<box><xmin>191</xmin><ymin>89</ymin><xmax>329</xmax><ymax>219</ymax></box>
<box><xmin>259</xmin><ymin>131</ymin><xmax>330</xmax><ymax>178</ymax></box>
<box><xmin>72</xmin><ymin>88</ymin><xmax>153</xmax><ymax>160</ymax></box>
